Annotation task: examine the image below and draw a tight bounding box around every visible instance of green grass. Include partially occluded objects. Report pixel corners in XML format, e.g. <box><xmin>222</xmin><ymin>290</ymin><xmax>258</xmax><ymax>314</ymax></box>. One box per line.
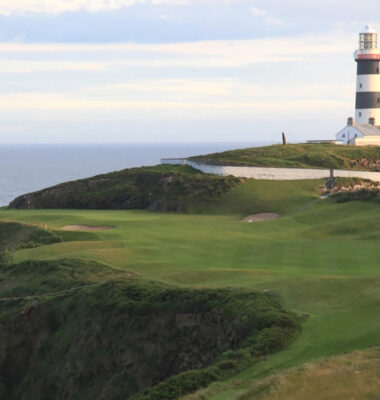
<box><xmin>191</xmin><ymin>143</ymin><xmax>380</xmax><ymax>170</ymax></box>
<box><xmin>9</xmin><ymin>164</ymin><xmax>239</xmax><ymax>211</ymax></box>
<box><xmin>195</xmin><ymin>179</ymin><xmax>323</xmax><ymax>216</ymax></box>
<box><xmin>236</xmin><ymin>347</ymin><xmax>380</xmax><ymax>400</ymax></box>
<box><xmin>0</xmin><ymin>259</ymin><xmax>298</xmax><ymax>400</ymax></box>
<box><xmin>0</xmin><ymin>220</ymin><xmax>62</xmax><ymax>251</ymax></box>
<box><xmin>0</xmin><ymin>179</ymin><xmax>379</xmax><ymax>399</ymax></box>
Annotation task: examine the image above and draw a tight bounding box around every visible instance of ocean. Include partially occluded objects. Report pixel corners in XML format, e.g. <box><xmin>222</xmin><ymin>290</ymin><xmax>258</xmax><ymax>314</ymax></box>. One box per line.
<box><xmin>0</xmin><ymin>142</ymin><xmax>269</xmax><ymax>207</ymax></box>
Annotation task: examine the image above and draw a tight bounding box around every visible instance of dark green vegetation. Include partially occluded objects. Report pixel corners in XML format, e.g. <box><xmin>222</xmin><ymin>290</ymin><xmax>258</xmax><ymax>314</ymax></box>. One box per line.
<box><xmin>0</xmin><ymin>221</ymin><xmax>62</xmax><ymax>252</ymax></box>
<box><xmin>191</xmin><ymin>143</ymin><xmax>380</xmax><ymax>170</ymax></box>
<box><xmin>0</xmin><ymin>221</ymin><xmax>62</xmax><ymax>264</ymax></box>
<box><xmin>2</xmin><ymin>149</ymin><xmax>380</xmax><ymax>399</ymax></box>
<box><xmin>334</xmin><ymin>189</ymin><xmax>380</xmax><ymax>203</ymax></box>
<box><xmin>215</xmin><ymin>347</ymin><xmax>380</xmax><ymax>400</ymax></box>
<box><xmin>9</xmin><ymin>165</ymin><xmax>238</xmax><ymax>211</ymax></box>
<box><xmin>0</xmin><ymin>258</ymin><xmax>298</xmax><ymax>400</ymax></box>
<box><xmin>1</xmin><ymin>188</ymin><xmax>379</xmax><ymax>399</ymax></box>
<box><xmin>8</xmin><ymin>163</ymin><xmax>323</xmax><ymax>216</ymax></box>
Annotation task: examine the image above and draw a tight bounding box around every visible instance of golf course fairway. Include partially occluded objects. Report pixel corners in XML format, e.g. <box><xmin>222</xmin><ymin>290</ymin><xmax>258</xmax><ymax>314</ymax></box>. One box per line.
<box><xmin>1</xmin><ymin>179</ymin><xmax>379</xmax><ymax>399</ymax></box>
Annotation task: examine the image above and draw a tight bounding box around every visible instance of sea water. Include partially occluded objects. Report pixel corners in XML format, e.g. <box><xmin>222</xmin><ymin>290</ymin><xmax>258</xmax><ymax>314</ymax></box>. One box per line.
<box><xmin>0</xmin><ymin>142</ymin><xmax>269</xmax><ymax>207</ymax></box>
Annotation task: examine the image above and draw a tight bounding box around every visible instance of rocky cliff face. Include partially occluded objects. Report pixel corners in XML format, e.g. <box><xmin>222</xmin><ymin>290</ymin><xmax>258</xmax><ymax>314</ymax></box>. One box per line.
<box><xmin>353</xmin><ymin>158</ymin><xmax>380</xmax><ymax>171</ymax></box>
<box><xmin>0</xmin><ymin>290</ymin><xmax>239</xmax><ymax>400</ymax></box>
<box><xmin>9</xmin><ymin>165</ymin><xmax>238</xmax><ymax>211</ymax></box>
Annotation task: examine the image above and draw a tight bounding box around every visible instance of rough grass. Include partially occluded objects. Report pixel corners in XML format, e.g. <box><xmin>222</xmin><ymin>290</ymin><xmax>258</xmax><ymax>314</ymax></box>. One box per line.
<box><xmin>0</xmin><ymin>258</ymin><xmax>132</xmax><ymax>299</ymax></box>
<box><xmin>190</xmin><ymin>143</ymin><xmax>380</xmax><ymax>170</ymax></box>
<box><xmin>196</xmin><ymin>179</ymin><xmax>322</xmax><ymax>216</ymax></box>
<box><xmin>0</xmin><ymin>180</ymin><xmax>380</xmax><ymax>399</ymax></box>
<box><xmin>239</xmin><ymin>347</ymin><xmax>380</xmax><ymax>400</ymax></box>
<box><xmin>333</xmin><ymin>188</ymin><xmax>380</xmax><ymax>203</ymax></box>
<box><xmin>9</xmin><ymin>165</ymin><xmax>239</xmax><ymax>211</ymax></box>
<box><xmin>0</xmin><ymin>258</ymin><xmax>299</xmax><ymax>400</ymax></box>
<box><xmin>0</xmin><ymin>221</ymin><xmax>62</xmax><ymax>252</ymax></box>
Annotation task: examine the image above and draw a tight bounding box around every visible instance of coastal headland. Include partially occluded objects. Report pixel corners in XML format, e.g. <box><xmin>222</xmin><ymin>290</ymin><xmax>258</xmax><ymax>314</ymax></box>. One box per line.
<box><xmin>1</xmin><ymin>143</ymin><xmax>380</xmax><ymax>399</ymax></box>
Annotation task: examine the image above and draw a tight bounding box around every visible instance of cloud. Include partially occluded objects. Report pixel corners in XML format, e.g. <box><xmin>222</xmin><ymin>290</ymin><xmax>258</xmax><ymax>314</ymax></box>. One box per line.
<box><xmin>0</xmin><ymin>72</ymin><xmax>350</xmax><ymax>115</ymax></box>
<box><xmin>0</xmin><ymin>60</ymin><xmax>107</xmax><ymax>73</ymax></box>
<box><xmin>0</xmin><ymin>31</ymin><xmax>354</xmax><ymax>66</ymax></box>
<box><xmin>0</xmin><ymin>0</ymin><xmax>187</xmax><ymax>16</ymax></box>
<box><xmin>0</xmin><ymin>92</ymin><xmax>347</xmax><ymax>114</ymax></box>
<box><xmin>85</xmin><ymin>78</ymin><xmax>352</xmax><ymax>100</ymax></box>
<box><xmin>0</xmin><ymin>29</ymin><xmax>356</xmax><ymax>145</ymax></box>
<box><xmin>250</xmin><ymin>7</ymin><xmax>267</xmax><ymax>17</ymax></box>
<box><xmin>250</xmin><ymin>6</ymin><xmax>283</xmax><ymax>27</ymax></box>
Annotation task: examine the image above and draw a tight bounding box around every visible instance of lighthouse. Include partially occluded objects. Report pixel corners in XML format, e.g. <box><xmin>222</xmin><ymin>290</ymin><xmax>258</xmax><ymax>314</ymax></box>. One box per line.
<box><xmin>335</xmin><ymin>25</ymin><xmax>380</xmax><ymax>145</ymax></box>
<box><xmin>354</xmin><ymin>24</ymin><xmax>380</xmax><ymax>125</ymax></box>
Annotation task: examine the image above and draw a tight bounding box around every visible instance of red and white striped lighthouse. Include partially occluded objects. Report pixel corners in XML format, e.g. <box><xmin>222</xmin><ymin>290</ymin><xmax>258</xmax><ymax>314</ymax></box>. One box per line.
<box><xmin>355</xmin><ymin>25</ymin><xmax>380</xmax><ymax>125</ymax></box>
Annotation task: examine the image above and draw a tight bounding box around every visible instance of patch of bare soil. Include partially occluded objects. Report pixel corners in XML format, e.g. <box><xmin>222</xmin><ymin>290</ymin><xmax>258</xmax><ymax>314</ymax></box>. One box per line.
<box><xmin>61</xmin><ymin>225</ymin><xmax>115</xmax><ymax>231</ymax></box>
<box><xmin>242</xmin><ymin>213</ymin><xmax>279</xmax><ymax>223</ymax></box>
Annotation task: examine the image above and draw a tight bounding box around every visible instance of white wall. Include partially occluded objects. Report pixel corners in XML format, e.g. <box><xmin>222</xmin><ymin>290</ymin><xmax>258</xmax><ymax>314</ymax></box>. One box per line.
<box><xmin>354</xmin><ymin>136</ymin><xmax>380</xmax><ymax>146</ymax></box>
<box><xmin>162</xmin><ymin>159</ymin><xmax>380</xmax><ymax>182</ymax></box>
<box><xmin>334</xmin><ymin>169</ymin><xmax>380</xmax><ymax>181</ymax></box>
<box><xmin>187</xmin><ymin>161</ymin><xmax>331</xmax><ymax>180</ymax></box>
<box><xmin>335</xmin><ymin>126</ymin><xmax>363</xmax><ymax>145</ymax></box>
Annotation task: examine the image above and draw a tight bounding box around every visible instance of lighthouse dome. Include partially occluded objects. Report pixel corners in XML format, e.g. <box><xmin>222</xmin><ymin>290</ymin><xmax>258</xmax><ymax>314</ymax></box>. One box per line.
<box><xmin>362</xmin><ymin>24</ymin><xmax>377</xmax><ymax>34</ymax></box>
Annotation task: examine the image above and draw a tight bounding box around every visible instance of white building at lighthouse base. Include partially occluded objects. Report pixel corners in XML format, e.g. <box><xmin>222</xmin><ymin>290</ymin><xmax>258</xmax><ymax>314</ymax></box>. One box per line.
<box><xmin>335</xmin><ymin>118</ymin><xmax>380</xmax><ymax>145</ymax></box>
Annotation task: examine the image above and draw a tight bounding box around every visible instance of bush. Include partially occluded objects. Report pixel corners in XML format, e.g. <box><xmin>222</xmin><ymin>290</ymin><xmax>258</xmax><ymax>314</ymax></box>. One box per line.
<box><xmin>130</xmin><ymin>370</ymin><xmax>219</xmax><ymax>400</ymax></box>
<box><xmin>333</xmin><ymin>189</ymin><xmax>380</xmax><ymax>203</ymax></box>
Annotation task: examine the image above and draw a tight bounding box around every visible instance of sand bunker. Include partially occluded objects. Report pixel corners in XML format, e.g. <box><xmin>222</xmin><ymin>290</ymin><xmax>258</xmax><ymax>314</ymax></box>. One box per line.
<box><xmin>242</xmin><ymin>213</ymin><xmax>279</xmax><ymax>223</ymax></box>
<box><xmin>62</xmin><ymin>225</ymin><xmax>115</xmax><ymax>231</ymax></box>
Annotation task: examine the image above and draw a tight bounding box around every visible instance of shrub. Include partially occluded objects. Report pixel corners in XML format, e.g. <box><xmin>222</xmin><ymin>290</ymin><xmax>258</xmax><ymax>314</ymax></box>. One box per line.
<box><xmin>333</xmin><ymin>189</ymin><xmax>380</xmax><ymax>203</ymax></box>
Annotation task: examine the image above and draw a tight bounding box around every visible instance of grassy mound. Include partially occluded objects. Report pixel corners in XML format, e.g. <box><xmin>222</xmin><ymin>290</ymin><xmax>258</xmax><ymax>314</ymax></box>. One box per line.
<box><xmin>0</xmin><ymin>221</ymin><xmax>62</xmax><ymax>252</ymax></box>
<box><xmin>9</xmin><ymin>165</ymin><xmax>238</xmax><ymax>211</ymax></box>
<box><xmin>190</xmin><ymin>143</ymin><xmax>380</xmax><ymax>170</ymax></box>
<box><xmin>0</xmin><ymin>221</ymin><xmax>62</xmax><ymax>264</ymax></box>
<box><xmin>0</xmin><ymin>258</ymin><xmax>130</xmax><ymax>298</ymax></box>
<box><xmin>0</xmin><ymin>259</ymin><xmax>299</xmax><ymax>400</ymax></box>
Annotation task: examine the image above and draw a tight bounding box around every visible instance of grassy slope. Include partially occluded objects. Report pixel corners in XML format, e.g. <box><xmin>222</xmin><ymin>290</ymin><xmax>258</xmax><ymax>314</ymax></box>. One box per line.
<box><xmin>0</xmin><ymin>258</ymin><xmax>298</xmax><ymax>400</ymax></box>
<box><xmin>243</xmin><ymin>347</ymin><xmax>380</xmax><ymax>400</ymax></box>
<box><xmin>0</xmin><ymin>221</ymin><xmax>62</xmax><ymax>251</ymax></box>
<box><xmin>191</xmin><ymin>143</ymin><xmax>380</xmax><ymax>170</ymax></box>
<box><xmin>9</xmin><ymin>165</ymin><xmax>238</xmax><ymax>211</ymax></box>
<box><xmin>189</xmin><ymin>347</ymin><xmax>380</xmax><ymax>400</ymax></box>
<box><xmin>197</xmin><ymin>179</ymin><xmax>322</xmax><ymax>216</ymax></box>
<box><xmin>0</xmin><ymin>180</ymin><xmax>379</xmax><ymax>398</ymax></box>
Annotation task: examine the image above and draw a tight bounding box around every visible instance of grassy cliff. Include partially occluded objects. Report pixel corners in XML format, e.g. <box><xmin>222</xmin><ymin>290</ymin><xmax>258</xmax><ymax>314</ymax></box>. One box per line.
<box><xmin>8</xmin><ymin>165</ymin><xmax>324</xmax><ymax>216</ymax></box>
<box><xmin>1</xmin><ymin>195</ymin><xmax>379</xmax><ymax>399</ymax></box>
<box><xmin>0</xmin><ymin>258</ymin><xmax>299</xmax><ymax>400</ymax></box>
<box><xmin>9</xmin><ymin>165</ymin><xmax>238</xmax><ymax>211</ymax></box>
<box><xmin>185</xmin><ymin>347</ymin><xmax>380</xmax><ymax>400</ymax></box>
<box><xmin>190</xmin><ymin>143</ymin><xmax>380</xmax><ymax>170</ymax></box>
<box><xmin>2</xmin><ymin>148</ymin><xmax>380</xmax><ymax>399</ymax></box>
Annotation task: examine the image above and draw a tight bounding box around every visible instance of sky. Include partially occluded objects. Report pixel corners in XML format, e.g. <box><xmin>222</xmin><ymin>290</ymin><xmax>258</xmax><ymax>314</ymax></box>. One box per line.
<box><xmin>0</xmin><ymin>1</ymin><xmax>377</xmax><ymax>143</ymax></box>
